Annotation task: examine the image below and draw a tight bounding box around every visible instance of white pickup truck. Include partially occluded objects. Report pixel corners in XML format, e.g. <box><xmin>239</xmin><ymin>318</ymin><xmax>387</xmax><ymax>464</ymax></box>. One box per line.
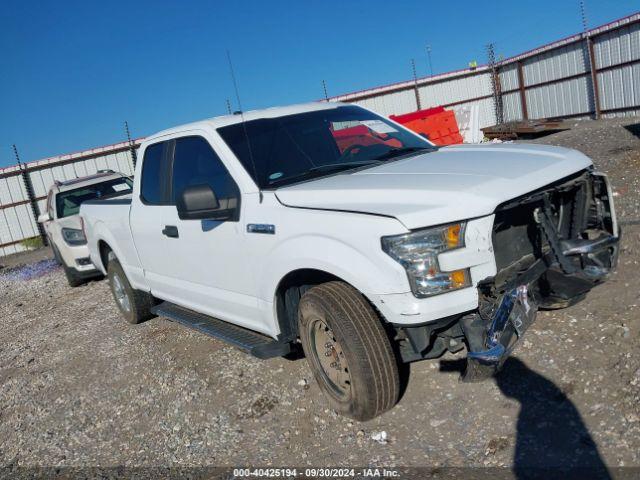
<box><xmin>81</xmin><ymin>102</ymin><xmax>619</xmax><ymax>420</ymax></box>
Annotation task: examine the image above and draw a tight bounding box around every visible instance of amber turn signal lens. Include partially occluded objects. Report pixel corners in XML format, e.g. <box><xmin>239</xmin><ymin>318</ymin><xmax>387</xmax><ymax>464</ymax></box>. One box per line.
<box><xmin>450</xmin><ymin>269</ymin><xmax>468</xmax><ymax>288</ymax></box>
<box><xmin>446</xmin><ymin>224</ymin><xmax>462</xmax><ymax>248</ymax></box>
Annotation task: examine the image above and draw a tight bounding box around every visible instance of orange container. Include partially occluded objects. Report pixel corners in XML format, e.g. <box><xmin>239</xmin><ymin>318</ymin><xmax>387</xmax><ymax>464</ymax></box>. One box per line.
<box><xmin>390</xmin><ymin>108</ymin><xmax>463</xmax><ymax>146</ymax></box>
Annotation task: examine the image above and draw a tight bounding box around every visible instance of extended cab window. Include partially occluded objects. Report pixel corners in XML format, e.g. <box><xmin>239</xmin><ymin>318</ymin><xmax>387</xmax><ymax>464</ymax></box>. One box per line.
<box><xmin>140</xmin><ymin>142</ymin><xmax>170</xmax><ymax>204</ymax></box>
<box><xmin>171</xmin><ymin>136</ymin><xmax>238</xmax><ymax>203</ymax></box>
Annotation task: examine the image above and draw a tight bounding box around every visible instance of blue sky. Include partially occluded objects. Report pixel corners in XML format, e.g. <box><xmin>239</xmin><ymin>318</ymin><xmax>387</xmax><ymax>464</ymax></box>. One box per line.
<box><xmin>1</xmin><ymin>0</ymin><xmax>638</xmax><ymax>166</ymax></box>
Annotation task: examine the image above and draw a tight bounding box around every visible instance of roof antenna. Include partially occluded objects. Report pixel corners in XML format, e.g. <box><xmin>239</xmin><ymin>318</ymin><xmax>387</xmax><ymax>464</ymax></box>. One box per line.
<box><xmin>226</xmin><ymin>50</ymin><xmax>262</xmax><ymax>203</ymax></box>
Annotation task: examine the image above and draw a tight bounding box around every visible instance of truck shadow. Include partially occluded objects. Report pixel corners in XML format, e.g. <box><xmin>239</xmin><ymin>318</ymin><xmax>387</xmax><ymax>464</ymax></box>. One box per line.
<box><xmin>440</xmin><ymin>357</ymin><xmax>611</xmax><ymax>479</ymax></box>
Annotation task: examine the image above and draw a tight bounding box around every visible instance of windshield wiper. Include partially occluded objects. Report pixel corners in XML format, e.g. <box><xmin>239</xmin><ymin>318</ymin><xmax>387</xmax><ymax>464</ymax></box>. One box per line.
<box><xmin>267</xmin><ymin>161</ymin><xmax>380</xmax><ymax>187</ymax></box>
<box><xmin>307</xmin><ymin>160</ymin><xmax>380</xmax><ymax>172</ymax></box>
<box><xmin>372</xmin><ymin>146</ymin><xmax>434</xmax><ymax>161</ymax></box>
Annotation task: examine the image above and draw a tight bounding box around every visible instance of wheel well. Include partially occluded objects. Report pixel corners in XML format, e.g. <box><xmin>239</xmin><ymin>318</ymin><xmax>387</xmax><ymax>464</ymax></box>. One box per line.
<box><xmin>98</xmin><ymin>241</ymin><xmax>113</xmax><ymax>271</ymax></box>
<box><xmin>274</xmin><ymin>269</ymin><xmax>341</xmax><ymax>341</ymax></box>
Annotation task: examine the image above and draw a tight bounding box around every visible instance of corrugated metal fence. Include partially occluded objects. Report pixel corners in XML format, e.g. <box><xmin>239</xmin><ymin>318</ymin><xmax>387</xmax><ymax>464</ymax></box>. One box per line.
<box><xmin>330</xmin><ymin>12</ymin><xmax>640</xmax><ymax>127</ymax></box>
<box><xmin>0</xmin><ymin>141</ymin><xmax>140</xmax><ymax>257</ymax></box>
<box><xmin>1</xmin><ymin>12</ymin><xmax>638</xmax><ymax>258</ymax></box>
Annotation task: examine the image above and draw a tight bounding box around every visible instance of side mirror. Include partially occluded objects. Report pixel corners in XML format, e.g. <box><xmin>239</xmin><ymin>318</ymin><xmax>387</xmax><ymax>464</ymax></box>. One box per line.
<box><xmin>38</xmin><ymin>212</ymin><xmax>51</xmax><ymax>223</ymax></box>
<box><xmin>177</xmin><ymin>184</ymin><xmax>238</xmax><ymax>221</ymax></box>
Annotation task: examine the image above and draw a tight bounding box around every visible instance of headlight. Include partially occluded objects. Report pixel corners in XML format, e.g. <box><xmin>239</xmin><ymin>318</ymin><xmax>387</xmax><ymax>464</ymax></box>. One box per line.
<box><xmin>382</xmin><ymin>222</ymin><xmax>471</xmax><ymax>298</ymax></box>
<box><xmin>61</xmin><ymin>228</ymin><xmax>87</xmax><ymax>246</ymax></box>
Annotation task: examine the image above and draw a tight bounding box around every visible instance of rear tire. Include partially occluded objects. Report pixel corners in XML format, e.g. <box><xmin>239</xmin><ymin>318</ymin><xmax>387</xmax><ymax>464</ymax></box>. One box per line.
<box><xmin>298</xmin><ymin>281</ymin><xmax>400</xmax><ymax>421</ymax></box>
<box><xmin>51</xmin><ymin>244</ymin><xmax>63</xmax><ymax>266</ymax></box>
<box><xmin>63</xmin><ymin>264</ymin><xmax>83</xmax><ymax>288</ymax></box>
<box><xmin>107</xmin><ymin>255</ymin><xmax>155</xmax><ymax>324</ymax></box>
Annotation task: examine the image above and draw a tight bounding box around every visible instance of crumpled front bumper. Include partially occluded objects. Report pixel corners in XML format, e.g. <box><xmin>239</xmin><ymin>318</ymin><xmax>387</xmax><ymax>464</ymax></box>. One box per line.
<box><xmin>461</xmin><ymin>231</ymin><xmax>619</xmax><ymax>382</ymax></box>
<box><xmin>461</xmin><ymin>285</ymin><xmax>538</xmax><ymax>381</ymax></box>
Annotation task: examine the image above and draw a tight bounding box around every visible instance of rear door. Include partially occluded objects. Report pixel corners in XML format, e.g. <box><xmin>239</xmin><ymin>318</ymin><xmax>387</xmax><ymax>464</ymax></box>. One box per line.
<box><xmin>129</xmin><ymin>140</ymin><xmax>176</xmax><ymax>295</ymax></box>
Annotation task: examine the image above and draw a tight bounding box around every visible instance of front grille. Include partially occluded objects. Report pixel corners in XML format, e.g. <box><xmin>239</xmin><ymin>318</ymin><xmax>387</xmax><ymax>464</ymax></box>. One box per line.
<box><xmin>492</xmin><ymin>170</ymin><xmax>590</xmax><ymax>273</ymax></box>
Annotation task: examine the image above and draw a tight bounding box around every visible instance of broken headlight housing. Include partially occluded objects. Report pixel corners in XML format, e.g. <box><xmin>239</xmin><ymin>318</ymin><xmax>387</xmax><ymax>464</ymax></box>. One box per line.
<box><xmin>382</xmin><ymin>222</ymin><xmax>470</xmax><ymax>298</ymax></box>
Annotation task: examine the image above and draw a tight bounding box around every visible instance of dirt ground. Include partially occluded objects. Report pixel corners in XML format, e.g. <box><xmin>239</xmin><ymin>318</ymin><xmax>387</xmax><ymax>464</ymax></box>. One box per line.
<box><xmin>1</xmin><ymin>118</ymin><xmax>639</xmax><ymax>477</ymax></box>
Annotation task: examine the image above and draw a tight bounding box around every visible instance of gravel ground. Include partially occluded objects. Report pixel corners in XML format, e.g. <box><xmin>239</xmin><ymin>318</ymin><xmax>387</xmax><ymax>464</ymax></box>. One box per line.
<box><xmin>528</xmin><ymin>117</ymin><xmax>640</xmax><ymax>224</ymax></box>
<box><xmin>1</xmin><ymin>118</ymin><xmax>639</xmax><ymax>476</ymax></box>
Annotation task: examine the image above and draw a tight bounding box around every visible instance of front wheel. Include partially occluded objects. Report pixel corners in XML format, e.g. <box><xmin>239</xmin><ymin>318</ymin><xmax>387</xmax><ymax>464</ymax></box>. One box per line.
<box><xmin>107</xmin><ymin>255</ymin><xmax>155</xmax><ymax>324</ymax></box>
<box><xmin>63</xmin><ymin>264</ymin><xmax>84</xmax><ymax>288</ymax></box>
<box><xmin>298</xmin><ymin>281</ymin><xmax>400</xmax><ymax>421</ymax></box>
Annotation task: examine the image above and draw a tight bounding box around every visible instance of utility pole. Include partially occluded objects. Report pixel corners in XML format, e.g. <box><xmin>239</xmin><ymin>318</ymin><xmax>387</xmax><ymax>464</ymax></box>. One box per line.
<box><xmin>411</xmin><ymin>58</ymin><xmax>421</xmax><ymax>110</ymax></box>
<box><xmin>124</xmin><ymin>121</ymin><xmax>137</xmax><ymax>170</ymax></box>
<box><xmin>226</xmin><ymin>98</ymin><xmax>232</xmax><ymax>115</ymax></box>
<box><xmin>486</xmin><ymin>43</ymin><xmax>504</xmax><ymax>125</ymax></box>
<box><xmin>13</xmin><ymin>144</ymin><xmax>48</xmax><ymax>246</ymax></box>
<box><xmin>426</xmin><ymin>45</ymin><xmax>434</xmax><ymax>77</ymax></box>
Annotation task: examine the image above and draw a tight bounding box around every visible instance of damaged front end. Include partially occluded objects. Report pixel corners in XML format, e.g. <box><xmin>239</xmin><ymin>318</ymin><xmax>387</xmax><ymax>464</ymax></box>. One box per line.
<box><xmin>461</xmin><ymin>169</ymin><xmax>619</xmax><ymax>380</ymax></box>
<box><xmin>394</xmin><ymin>169</ymin><xmax>620</xmax><ymax>381</ymax></box>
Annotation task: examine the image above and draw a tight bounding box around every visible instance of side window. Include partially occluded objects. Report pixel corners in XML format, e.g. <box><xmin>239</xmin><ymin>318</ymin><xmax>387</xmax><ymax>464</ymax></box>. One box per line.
<box><xmin>171</xmin><ymin>136</ymin><xmax>238</xmax><ymax>203</ymax></box>
<box><xmin>140</xmin><ymin>142</ymin><xmax>170</xmax><ymax>204</ymax></box>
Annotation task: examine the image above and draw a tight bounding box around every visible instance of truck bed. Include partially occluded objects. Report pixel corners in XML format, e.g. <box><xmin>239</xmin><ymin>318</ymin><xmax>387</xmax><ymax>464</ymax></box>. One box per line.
<box><xmin>80</xmin><ymin>195</ymin><xmax>145</xmax><ymax>289</ymax></box>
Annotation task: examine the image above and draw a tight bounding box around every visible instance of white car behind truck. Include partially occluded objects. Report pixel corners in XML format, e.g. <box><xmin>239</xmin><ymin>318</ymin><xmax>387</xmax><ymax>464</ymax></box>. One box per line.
<box><xmin>80</xmin><ymin>102</ymin><xmax>619</xmax><ymax>420</ymax></box>
<box><xmin>38</xmin><ymin>171</ymin><xmax>133</xmax><ymax>286</ymax></box>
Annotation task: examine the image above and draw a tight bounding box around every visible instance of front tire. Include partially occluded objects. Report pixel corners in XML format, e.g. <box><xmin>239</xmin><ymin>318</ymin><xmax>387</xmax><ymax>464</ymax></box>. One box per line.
<box><xmin>298</xmin><ymin>281</ymin><xmax>400</xmax><ymax>421</ymax></box>
<box><xmin>107</xmin><ymin>255</ymin><xmax>155</xmax><ymax>324</ymax></box>
<box><xmin>63</xmin><ymin>264</ymin><xmax>83</xmax><ymax>288</ymax></box>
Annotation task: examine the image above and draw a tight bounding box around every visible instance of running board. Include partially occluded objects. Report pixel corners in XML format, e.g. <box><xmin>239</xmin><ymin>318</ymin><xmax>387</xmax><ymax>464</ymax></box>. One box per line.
<box><xmin>150</xmin><ymin>302</ymin><xmax>291</xmax><ymax>359</ymax></box>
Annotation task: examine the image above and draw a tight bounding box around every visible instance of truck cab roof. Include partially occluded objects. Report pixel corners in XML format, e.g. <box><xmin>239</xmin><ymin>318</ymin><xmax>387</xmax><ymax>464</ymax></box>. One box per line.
<box><xmin>145</xmin><ymin>101</ymin><xmax>346</xmax><ymax>142</ymax></box>
<box><xmin>52</xmin><ymin>171</ymin><xmax>129</xmax><ymax>194</ymax></box>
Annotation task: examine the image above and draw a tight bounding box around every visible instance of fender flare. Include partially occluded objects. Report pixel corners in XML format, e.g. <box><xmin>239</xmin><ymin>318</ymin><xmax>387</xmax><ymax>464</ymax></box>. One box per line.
<box><xmin>259</xmin><ymin>234</ymin><xmax>408</xmax><ymax>304</ymax></box>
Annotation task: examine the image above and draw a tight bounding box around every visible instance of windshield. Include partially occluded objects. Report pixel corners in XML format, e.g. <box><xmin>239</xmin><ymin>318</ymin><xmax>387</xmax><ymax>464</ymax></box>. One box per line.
<box><xmin>56</xmin><ymin>177</ymin><xmax>133</xmax><ymax>218</ymax></box>
<box><xmin>217</xmin><ymin>105</ymin><xmax>436</xmax><ymax>189</ymax></box>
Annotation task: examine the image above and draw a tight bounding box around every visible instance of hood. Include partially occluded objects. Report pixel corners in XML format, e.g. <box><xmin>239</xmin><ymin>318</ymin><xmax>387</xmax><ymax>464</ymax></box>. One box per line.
<box><xmin>274</xmin><ymin>143</ymin><xmax>592</xmax><ymax>229</ymax></box>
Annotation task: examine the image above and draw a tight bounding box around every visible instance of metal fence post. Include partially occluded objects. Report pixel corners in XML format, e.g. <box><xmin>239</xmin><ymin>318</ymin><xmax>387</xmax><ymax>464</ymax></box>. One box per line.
<box><xmin>586</xmin><ymin>36</ymin><xmax>602</xmax><ymax>119</ymax></box>
<box><xmin>487</xmin><ymin>43</ymin><xmax>504</xmax><ymax>125</ymax></box>
<box><xmin>411</xmin><ymin>59</ymin><xmax>422</xmax><ymax>111</ymax></box>
<box><xmin>13</xmin><ymin>145</ymin><xmax>48</xmax><ymax>246</ymax></box>
<box><xmin>124</xmin><ymin>121</ymin><xmax>137</xmax><ymax>171</ymax></box>
<box><xmin>517</xmin><ymin>61</ymin><xmax>529</xmax><ymax>120</ymax></box>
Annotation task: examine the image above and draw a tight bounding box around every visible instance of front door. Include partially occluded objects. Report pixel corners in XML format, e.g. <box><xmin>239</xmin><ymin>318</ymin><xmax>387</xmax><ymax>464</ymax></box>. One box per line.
<box><xmin>158</xmin><ymin>134</ymin><xmax>263</xmax><ymax>333</ymax></box>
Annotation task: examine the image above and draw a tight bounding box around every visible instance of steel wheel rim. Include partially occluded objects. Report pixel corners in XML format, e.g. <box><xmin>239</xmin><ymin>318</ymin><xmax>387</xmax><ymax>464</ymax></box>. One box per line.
<box><xmin>308</xmin><ymin>318</ymin><xmax>351</xmax><ymax>399</ymax></box>
<box><xmin>112</xmin><ymin>273</ymin><xmax>131</xmax><ymax>313</ymax></box>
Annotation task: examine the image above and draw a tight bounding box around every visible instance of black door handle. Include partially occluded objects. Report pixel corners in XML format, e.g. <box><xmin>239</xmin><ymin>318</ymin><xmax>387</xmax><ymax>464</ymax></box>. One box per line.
<box><xmin>162</xmin><ymin>225</ymin><xmax>179</xmax><ymax>238</ymax></box>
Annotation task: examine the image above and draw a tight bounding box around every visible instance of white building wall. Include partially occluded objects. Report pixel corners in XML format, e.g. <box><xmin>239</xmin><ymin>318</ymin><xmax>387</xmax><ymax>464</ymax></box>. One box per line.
<box><xmin>0</xmin><ymin>143</ymin><xmax>137</xmax><ymax>257</ymax></box>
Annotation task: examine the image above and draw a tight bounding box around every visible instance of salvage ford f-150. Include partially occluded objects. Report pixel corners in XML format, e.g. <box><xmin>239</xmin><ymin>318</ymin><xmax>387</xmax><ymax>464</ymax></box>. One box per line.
<box><xmin>80</xmin><ymin>102</ymin><xmax>619</xmax><ymax>420</ymax></box>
